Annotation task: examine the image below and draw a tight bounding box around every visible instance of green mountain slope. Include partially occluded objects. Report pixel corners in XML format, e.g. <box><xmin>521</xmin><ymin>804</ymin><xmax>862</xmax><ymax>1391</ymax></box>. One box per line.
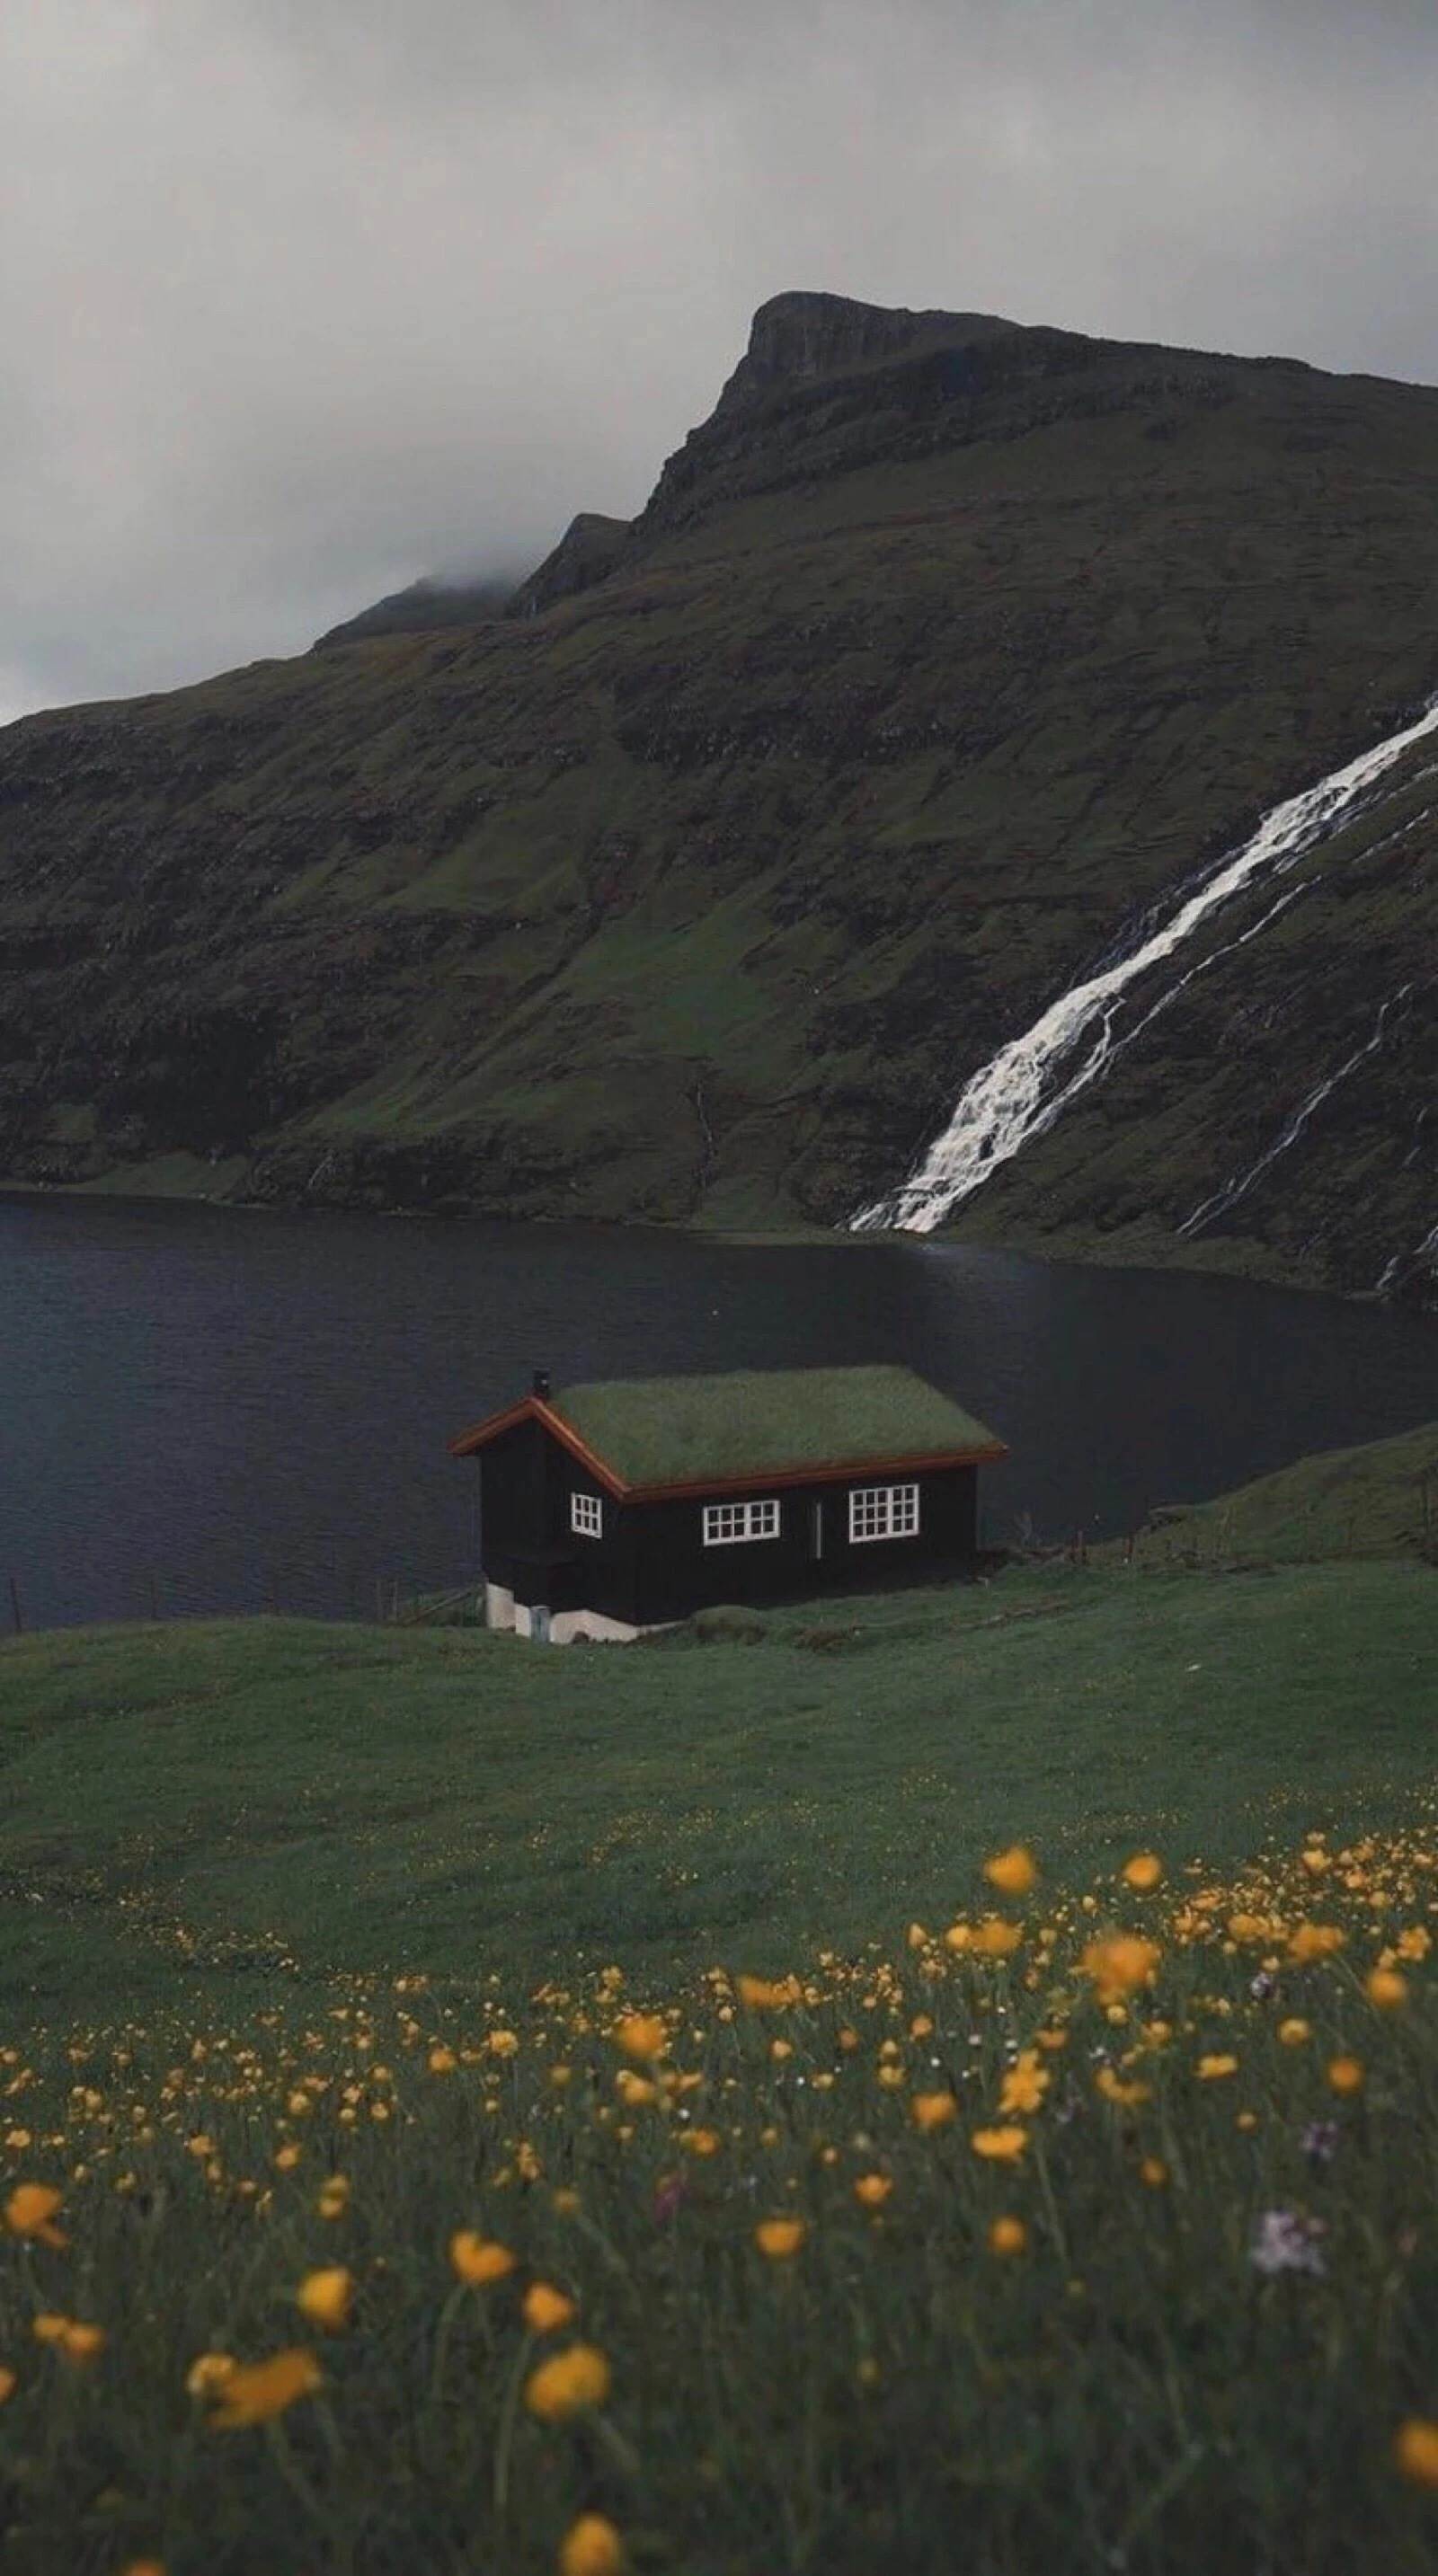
<box><xmin>2</xmin><ymin>291</ymin><xmax>1435</xmax><ymax>1297</ymax></box>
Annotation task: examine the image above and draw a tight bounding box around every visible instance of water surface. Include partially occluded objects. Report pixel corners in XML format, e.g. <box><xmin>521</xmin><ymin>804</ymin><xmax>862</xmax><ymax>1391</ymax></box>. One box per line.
<box><xmin>3</xmin><ymin>1191</ymin><xmax>1435</xmax><ymax>1629</ymax></box>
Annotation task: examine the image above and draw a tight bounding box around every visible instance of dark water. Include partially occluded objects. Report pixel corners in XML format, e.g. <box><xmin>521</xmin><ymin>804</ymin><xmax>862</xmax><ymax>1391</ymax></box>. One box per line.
<box><xmin>3</xmin><ymin>1190</ymin><xmax>1436</xmax><ymax>1632</ymax></box>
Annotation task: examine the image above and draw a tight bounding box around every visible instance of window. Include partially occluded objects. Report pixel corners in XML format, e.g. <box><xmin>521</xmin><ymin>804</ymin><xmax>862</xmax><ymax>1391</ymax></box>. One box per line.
<box><xmin>702</xmin><ymin>1497</ymin><xmax>780</xmax><ymax>1546</ymax></box>
<box><xmin>571</xmin><ymin>1490</ymin><xmax>603</xmax><ymax>1539</ymax></box>
<box><xmin>848</xmin><ymin>1483</ymin><xmax>919</xmax><ymax>1543</ymax></box>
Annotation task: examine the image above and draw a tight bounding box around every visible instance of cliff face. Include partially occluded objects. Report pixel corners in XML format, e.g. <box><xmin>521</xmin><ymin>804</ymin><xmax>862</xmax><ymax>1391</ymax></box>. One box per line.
<box><xmin>2</xmin><ymin>294</ymin><xmax>1436</xmax><ymax>1303</ymax></box>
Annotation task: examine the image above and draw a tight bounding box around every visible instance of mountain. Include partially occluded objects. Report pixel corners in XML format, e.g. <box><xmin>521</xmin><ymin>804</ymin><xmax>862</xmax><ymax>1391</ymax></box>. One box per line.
<box><xmin>2</xmin><ymin>289</ymin><xmax>1436</xmax><ymax>1304</ymax></box>
<box><xmin>313</xmin><ymin>570</ymin><xmax>517</xmax><ymax>650</ymax></box>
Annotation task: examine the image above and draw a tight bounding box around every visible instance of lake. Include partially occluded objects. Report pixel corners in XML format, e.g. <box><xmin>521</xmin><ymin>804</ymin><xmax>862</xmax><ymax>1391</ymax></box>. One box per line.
<box><xmin>3</xmin><ymin>1190</ymin><xmax>1436</xmax><ymax>1631</ymax></box>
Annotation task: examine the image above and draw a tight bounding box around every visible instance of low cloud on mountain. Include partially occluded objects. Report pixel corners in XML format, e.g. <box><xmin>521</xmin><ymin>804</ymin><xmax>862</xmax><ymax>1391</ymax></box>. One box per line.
<box><xmin>3</xmin><ymin>0</ymin><xmax>1435</xmax><ymax>719</ymax></box>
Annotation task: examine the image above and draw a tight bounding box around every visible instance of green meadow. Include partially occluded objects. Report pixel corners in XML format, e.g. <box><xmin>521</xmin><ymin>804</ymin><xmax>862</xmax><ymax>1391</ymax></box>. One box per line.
<box><xmin>3</xmin><ymin>1460</ymin><xmax>1437</xmax><ymax>2574</ymax></box>
<box><xmin>2</xmin><ymin>1557</ymin><xmax>1434</xmax><ymax>2014</ymax></box>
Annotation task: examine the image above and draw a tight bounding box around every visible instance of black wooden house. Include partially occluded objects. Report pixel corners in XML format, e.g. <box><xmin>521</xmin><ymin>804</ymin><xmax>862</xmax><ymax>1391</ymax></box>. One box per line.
<box><xmin>448</xmin><ymin>1364</ymin><xmax>1007</xmax><ymax>1642</ymax></box>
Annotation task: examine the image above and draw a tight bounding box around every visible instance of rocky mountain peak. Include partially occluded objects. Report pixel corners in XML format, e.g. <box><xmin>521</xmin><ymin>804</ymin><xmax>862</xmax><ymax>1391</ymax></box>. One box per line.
<box><xmin>714</xmin><ymin>289</ymin><xmax>1018</xmax><ymax>414</ymax></box>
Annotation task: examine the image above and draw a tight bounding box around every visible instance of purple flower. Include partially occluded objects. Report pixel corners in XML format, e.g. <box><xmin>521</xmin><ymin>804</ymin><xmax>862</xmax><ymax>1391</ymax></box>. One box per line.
<box><xmin>1300</xmin><ymin>2120</ymin><xmax>1340</xmax><ymax>2167</ymax></box>
<box><xmin>652</xmin><ymin>2175</ymin><xmax>688</xmax><ymax>2225</ymax></box>
<box><xmin>1249</xmin><ymin>2209</ymin><xmax>1327</xmax><ymax>2278</ymax></box>
<box><xmin>1249</xmin><ymin>1970</ymin><xmax>1276</xmax><ymax>2002</ymax></box>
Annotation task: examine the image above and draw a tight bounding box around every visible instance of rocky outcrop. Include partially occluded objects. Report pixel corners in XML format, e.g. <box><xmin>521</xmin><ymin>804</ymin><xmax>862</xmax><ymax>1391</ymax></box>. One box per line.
<box><xmin>506</xmin><ymin>513</ymin><xmax>632</xmax><ymax>620</ymax></box>
<box><xmin>712</xmin><ymin>288</ymin><xmax>1016</xmax><ymax>415</ymax></box>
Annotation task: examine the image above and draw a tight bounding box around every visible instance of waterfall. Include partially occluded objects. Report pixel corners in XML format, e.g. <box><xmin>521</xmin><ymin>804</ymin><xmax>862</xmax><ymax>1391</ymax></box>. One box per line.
<box><xmin>1176</xmin><ymin>984</ymin><xmax>1414</xmax><ymax>1239</ymax></box>
<box><xmin>851</xmin><ymin>695</ymin><xmax>1438</xmax><ymax>1233</ymax></box>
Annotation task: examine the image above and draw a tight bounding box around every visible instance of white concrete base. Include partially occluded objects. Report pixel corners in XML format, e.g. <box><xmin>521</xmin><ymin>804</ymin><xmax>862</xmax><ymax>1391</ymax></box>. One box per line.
<box><xmin>549</xmin><ymin>1606</ymin><xmax>652</xmax><ymax>1645</ymax></box>
<box><xmin>483</xmin><ymin>1580</ymin><xmax>671</xmax><ymax>1644</ymax></box>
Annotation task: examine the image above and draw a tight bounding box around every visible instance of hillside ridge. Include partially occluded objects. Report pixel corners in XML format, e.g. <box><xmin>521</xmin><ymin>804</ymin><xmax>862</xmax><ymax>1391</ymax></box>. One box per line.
<box><xmin>2</xmin><ymin>292</ymin><xmax>1436</xmax><ymax>1305</ymax></box>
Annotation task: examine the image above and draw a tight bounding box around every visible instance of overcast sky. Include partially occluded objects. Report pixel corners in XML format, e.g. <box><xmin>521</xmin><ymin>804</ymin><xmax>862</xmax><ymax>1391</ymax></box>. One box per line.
<box><xmin>3</xmin><ymin>0</ymin><xmax>1435</xmax><ymax>724</ymax></box>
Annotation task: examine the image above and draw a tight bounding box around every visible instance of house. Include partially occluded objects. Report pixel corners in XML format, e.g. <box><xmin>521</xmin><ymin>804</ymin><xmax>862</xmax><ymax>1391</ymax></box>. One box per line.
<box><xmin>448</xmin><ymin>1363</ymin><xmax>1007</xmax><ymax>1642</ymax></box>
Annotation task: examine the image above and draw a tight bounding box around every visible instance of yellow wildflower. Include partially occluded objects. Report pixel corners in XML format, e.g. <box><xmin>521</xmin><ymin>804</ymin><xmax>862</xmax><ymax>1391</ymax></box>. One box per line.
<box><xmin>1139</xmin><ymin>2156</ymin><xmax>1168</xmax><ymax>2188</ymax></box>
<box><xmin>999</xmin><ymin>2053</ymin><xmax>1050</xmax><ymax>2117</ymax></box>
<box><xmin>1287</xmin><ymin>1922</ymin><xmax>1345</xmax><ymax>1964</ymax></box>
<box><xmin>853</xmin><ymin>2173</ymin><xmax>893</xmax><ymax>2209</ymax></box>
<box><xmin>1196</xmin><ymin>2055</ymin><xmax>1238</xmax><ymax>2081</ymax></box>
<box><xmin>58</xmin><ymin>2322</ymin><xmax>105</xmax><ymax>2367</ymax></box>
<box><xmin>186</xmin><ymin>2353</ymin><xmax>237</xmax><ymax>2398</ymax></box>
<box><xmin>4</xmin><ymin>2183</ymin><xmax>66</xmax><ymax>2248</ymax></box>
<box><xmin>1396</xmin><ymin>1925</ymin><xmax>1432</xmax><ymax>1961</ymax></box>
<box><xmin>274</xmin><ymin>2144</ymin><xmax>302</xmax><ymax>2173</ymax></box>
<box><xmin>983</xmin><ymin>1845</ymin><xmax>1037</xmax><ymax>1898</ymax></box>
<box><xmin>989</xmin><ymin>2216</ymin><xmax>1027</xmax><ymax>2255</ymax></box>
<box><xmin>1277</xmin><ymin>2018</ymin><xmax>1311</xmax><ymax>2047</ymax></box>
<box><xmin>1095</xmin><ymin>2067</ymin><xmax>1151</xmax><ymax>2108</ymax></box>
<box><xmin>428</xmin><ymin>2047</ymin><xmax>457</xmax><ymax>2076</ymax></box>
<box><xmin>971</xmin><ymin>2127</ymin><xmax>1028</xmax><ymax>2162</ymax></box>
<box><xmin>1122</xmin><ymin>1853</ymin><xmax>1163</xmax><ymax>1891</ymax></box>
<box><xmin>754</xmin><ymin>2218</ymin><xmax>806</xmax><ymax>2258</ymax></box>
<box><xmin>1366</xmin><ymin>1968</ymin><xmax>1408</xmax><ymax>2010</ymax></box>
<box><xmin>679</xmin><ymin>2127</ymin><xmax>722</xmax><ymax>2157</ymax></box>
<box><xmin>559</xmin><ymin>2514</ymin><xmax>625</xmax><ymax>2576</ymax></box>
<box><xmin>317</xmin><ymin>2176</ymin><xmax>351</xmax><ymax>2220</ymax></box>
<box><xmin>0</xmin><ymin>2368</ymin><xmax>15</xmax><ymax>2404</ymax></box>
<box><xmin>488</xmin><ymin>2030</ymin><xmax>520</xmax><ymax>2058</ymax></box>
<box><xmin>1080</xmin><ymin>1937</ymin><xmax>1160</xmax><ymax>2004</ymax></box>
<box><xmin>208</xmin><ymin>2347</ymin><xmax>323</xmax><ymax>2429</ymax></box>
<box><xmin>296</xmin><ymin>2268</ymin><xmax>352</xmax><ymax>2333</ymax></box>
<box><xmin>522</xmin><ymin>2281</ymin><xmax>577</xmax><ymax>2333</ymax></box>
<box><xmin>613</xmin><ymin>2014</ymin><xmax>666</xmax><ymax>2063</ymax></box>
<box><xmin>1395</xmin><ymin>2418</ymin><xmax>1438</xmax><ymax>2490</ymax></box>
<box><xmin>971</xmin><ymin>1917</ymin><xmax>1024</xmax><ymax>1957</ymax></box>
<box><xmin>910</xmin><ymin>2092</ymin><xmax>958</xmax><ymax>2132</ymax></box>
<box><xmin>1327</xmin><ymin>2055</ymin><xmax>1364</xmax><ymax>2096</ymax></box>
<box><xmin>736</xmin><ymin>1974</ymin><xmax>803</xmax><ymax>2009</ymax></box>
<box><xmin>523</xmin><ymin>2341</ymin><xmax>612</xmax><ymax>2421</ymax></box>
<box><xmin>31</xmin><ymin>2315</ymin><xmax>69</xmax><ymax>2345</ymax></box>
<box><xmin>450</xmin><ymin>2232</ymin><xmax>516</xmax><ymax>2286</ymax></box>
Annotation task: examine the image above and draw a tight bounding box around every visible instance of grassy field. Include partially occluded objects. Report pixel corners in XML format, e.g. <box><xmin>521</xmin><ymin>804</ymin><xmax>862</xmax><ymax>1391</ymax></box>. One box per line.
<box><xmin>1103</xmin><ymin>1421</ymin><xmax>1438</xmax><ymax>1569</ymax></box>
<box><xmin>4</xmin><ymin>1560</ymin><xmax>1438</xmax><ymax>2572</ymax></box>
<box><xmin>2</xmin><ymin>1561</ymin><xmax>1435</xmax><ymax>2014</ymax></box>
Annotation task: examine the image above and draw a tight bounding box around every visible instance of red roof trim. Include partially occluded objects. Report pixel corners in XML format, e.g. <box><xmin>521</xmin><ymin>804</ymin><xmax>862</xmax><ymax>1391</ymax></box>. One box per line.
<box><xmin>448</xmin><ymin>1398</ymin><xmax>1007</xmax><ymax>1500</ymax></box>
<box><xmin>448</xmin><ymin>1396</ymin><xmax>631</xmax><ymax>1497</ymax></box>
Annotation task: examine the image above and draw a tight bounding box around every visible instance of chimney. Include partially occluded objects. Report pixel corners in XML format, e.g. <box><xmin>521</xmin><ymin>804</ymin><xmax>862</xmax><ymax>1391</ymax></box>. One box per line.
<box><xmin>532</xmin><ymin>1368</ymin><xmax>551</xmax><ymax>1401</ymax></box>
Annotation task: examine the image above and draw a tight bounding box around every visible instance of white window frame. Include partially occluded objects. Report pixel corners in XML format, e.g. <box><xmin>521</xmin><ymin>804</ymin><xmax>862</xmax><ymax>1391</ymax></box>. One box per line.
<box><xmin>848</xmin><ymin>1482</ymin><xmax>919</xmax><ymax>1544</ymax></box>
<box><xmin>571</xmin><ymin>1490</ymin><xmax>603</xmax><ymax>1540</ymax></box>
<box><xmin>702</xmin><ymin>1497</ymin><xmax>780</xmax><ymax>1547</ymax></box>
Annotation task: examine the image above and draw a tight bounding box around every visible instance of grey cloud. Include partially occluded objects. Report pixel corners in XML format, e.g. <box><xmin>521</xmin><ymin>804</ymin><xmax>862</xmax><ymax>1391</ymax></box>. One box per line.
<box><xmin>2</xmin><ymin>0</ymin><xmax>1435</xmax><ymax>721</ymax></box>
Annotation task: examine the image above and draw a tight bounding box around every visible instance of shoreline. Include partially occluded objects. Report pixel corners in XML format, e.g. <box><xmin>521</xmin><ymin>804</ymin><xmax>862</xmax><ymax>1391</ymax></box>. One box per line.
<box><xmin>3</xmin><ymin>1166</ymin><xmax>1431</xmax><ymax>1315</ymax></box>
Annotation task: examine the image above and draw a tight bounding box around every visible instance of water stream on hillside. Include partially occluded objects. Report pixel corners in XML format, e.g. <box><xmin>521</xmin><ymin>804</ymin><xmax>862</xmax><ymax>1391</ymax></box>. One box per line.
<box><xmin>853</xmin><ymin>693</ymin><xmax>1438</xmax><ymax>1244</ymax></box>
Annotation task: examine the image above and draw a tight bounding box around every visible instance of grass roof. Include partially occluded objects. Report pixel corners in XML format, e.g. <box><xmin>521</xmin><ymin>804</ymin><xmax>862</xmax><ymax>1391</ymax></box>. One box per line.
<box><xmin>550</xmin><ymin>1364</ymin><xmax>1005</xmax><ymax>1490</ymax></box>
